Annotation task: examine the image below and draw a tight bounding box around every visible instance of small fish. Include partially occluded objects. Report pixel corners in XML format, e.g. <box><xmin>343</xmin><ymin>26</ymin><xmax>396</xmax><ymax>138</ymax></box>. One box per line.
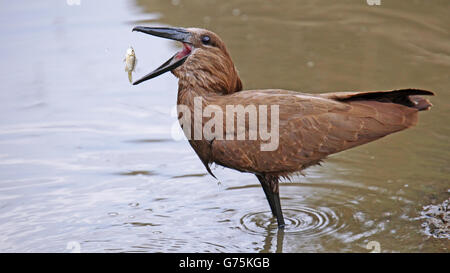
<box><xmin>124</xmin><ymin>46</ymin><xmax>137</xmax><ymax>83</ymax></box>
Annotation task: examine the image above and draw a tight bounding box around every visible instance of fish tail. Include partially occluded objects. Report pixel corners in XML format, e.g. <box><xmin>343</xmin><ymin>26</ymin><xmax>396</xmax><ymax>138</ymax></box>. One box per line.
<box><xmin>128</xmin><ymin>71</ymin><xmax>132</xmax><ymax>83</ymax></box>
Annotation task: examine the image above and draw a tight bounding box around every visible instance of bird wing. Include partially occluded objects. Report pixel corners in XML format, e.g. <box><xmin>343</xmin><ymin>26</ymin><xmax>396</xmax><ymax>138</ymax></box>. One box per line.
<box><xmin>206</xmin><ymin>89</ymin><xmax>430</xmax><ymax>175</ymax></box>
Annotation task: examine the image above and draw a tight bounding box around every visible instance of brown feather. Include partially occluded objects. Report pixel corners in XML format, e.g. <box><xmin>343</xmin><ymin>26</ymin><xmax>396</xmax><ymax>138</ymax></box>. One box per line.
<box><xmin>169</xmin><ymin>28</ymin><xmax>434</xmax><ymax>181</ymax></box>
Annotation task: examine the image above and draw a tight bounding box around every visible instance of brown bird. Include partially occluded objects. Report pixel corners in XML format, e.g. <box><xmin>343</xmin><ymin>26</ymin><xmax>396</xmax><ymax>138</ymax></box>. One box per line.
<box><xmin>132</xmin><ymin>26</ymin><xmax>434</xmax><ymax>229</ymax></box>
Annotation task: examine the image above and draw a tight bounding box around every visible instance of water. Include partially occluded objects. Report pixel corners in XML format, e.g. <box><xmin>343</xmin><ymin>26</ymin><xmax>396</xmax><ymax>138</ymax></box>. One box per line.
<box><xmin>0</xmin><ymin>0</ymin><xmax>449</xmax><ymax>252</ymax></box>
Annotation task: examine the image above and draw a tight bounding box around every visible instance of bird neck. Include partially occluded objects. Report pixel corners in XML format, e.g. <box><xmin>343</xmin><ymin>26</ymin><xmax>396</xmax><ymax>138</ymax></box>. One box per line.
<box><xmin>173</xmin><ymin>50</ymin><xmax>243</xmax><ymax>98</ymax></box>
<box><xmin>176</xmin><ymin>70</ymin><xmax>242</xmax><ymax>95</ymax></box>
<box><xmin>175</xmin><ymin>68</ymin><xmax>242</xmax><ymax>107</ymax></box>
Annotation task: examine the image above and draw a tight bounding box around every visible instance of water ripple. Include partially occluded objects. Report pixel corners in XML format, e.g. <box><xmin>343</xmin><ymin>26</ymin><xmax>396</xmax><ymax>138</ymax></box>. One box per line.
<box><xmin>240</xmin><ymin>206</ymin><xmax>344</xmax><ymax>237</ymax></box>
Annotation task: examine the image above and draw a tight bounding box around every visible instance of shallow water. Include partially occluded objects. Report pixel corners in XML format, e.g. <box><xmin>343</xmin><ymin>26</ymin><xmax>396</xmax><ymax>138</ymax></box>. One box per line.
<box><xmin>0</xmin><ymin>0</ymin><xmax>449</xmax><ymax>252</ymax></box>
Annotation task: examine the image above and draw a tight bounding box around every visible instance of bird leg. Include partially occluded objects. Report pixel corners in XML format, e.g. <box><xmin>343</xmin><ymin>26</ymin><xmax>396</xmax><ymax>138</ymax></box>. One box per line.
<box><xmin>257</xmin><ymin>175</ymin><xmax>277</xmax><ymax>215</ymax></box>
<box><xmin>256</xmin><ymin>174</ymin><xmax>285</xmax><ymax>229</ymax></box>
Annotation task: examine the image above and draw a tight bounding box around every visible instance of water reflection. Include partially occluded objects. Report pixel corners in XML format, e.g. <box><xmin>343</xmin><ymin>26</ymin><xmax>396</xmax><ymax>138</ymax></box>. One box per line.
<box><xmin>262</xmin><ymin>227</ymin><xmax>285</xmax><ymax>253</ymax></box>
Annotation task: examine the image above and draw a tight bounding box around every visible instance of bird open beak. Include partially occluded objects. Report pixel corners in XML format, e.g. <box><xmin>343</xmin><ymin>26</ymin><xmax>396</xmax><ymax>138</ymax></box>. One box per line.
<box><xmin>132</xmin><ymin>26</ymin><xmax>193</xmax><ymax>85</ymax></box>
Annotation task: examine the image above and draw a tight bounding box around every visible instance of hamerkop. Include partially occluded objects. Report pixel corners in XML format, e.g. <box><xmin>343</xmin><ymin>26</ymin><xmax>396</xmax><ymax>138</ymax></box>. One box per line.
<box><xmin>132</xmin><ymin>26</ymin><xmax>434</xmax><ymax>228</ymax></box>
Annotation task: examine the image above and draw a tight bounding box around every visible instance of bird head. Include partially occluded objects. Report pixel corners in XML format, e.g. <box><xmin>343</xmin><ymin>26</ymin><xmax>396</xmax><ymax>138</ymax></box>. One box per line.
<box><xmin>132</xmin><ymin>26</ymin><xmax>242</xmax><ymax>94</ymax></box>
<box><xmin>126</xmin><ymin>46</ymin><xmax>135</xmax><ymax>56</ymax></box>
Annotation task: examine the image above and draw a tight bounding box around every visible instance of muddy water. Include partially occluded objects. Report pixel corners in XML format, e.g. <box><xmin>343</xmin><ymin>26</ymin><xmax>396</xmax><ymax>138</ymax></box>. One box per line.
<box><xmin>0</xmin><ymin>0</ymin><xmax>448</xmax><ymax>252</ymax></box>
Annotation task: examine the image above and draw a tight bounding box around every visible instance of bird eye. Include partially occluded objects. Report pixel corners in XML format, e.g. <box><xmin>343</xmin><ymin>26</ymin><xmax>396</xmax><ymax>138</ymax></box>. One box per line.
<box><xmin>201</xmin><ymin>35</ymin><xmax>211</xmax><ymax>45</ymax></box>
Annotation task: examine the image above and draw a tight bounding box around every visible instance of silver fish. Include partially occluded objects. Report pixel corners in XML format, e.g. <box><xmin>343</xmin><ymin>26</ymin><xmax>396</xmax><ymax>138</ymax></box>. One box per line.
<box><xmin>124</xmin><ymin>46</ymin><xmax>136</xmax><ymax>83</ymax></box>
